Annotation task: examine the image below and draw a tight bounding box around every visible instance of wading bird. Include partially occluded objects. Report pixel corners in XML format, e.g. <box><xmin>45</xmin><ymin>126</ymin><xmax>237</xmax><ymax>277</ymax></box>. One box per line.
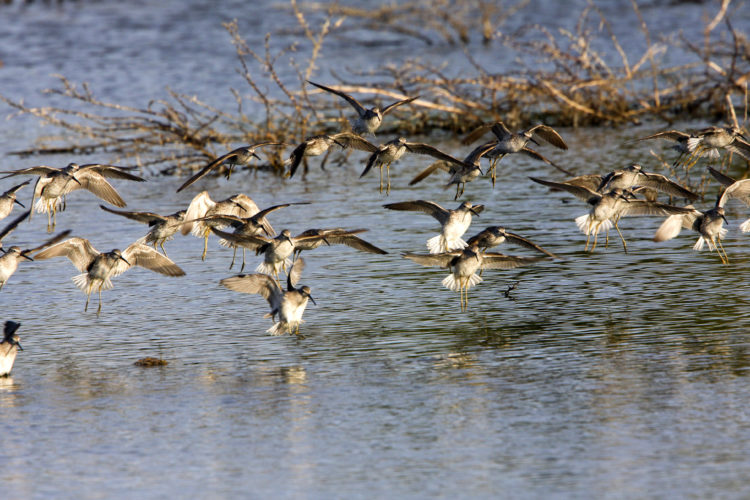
<box><xmin>220</xmin><ymin>257</ymin><xmax>315</xmax><ymax>336</ymax></box>
<box><xmin>176</xmin><ymin>142</ymin><xmax>285</xmax><ymax>192</ymax></box>
<box><xmin>383</xmin><ymin>200</ymin><xmax>484</xmax><ymax>253</ymax></box>
<box><xmin>467</xmin><ymin>226</ymin><xmax>560</xmax><ymax>259</ymax></box>
<box><xmin>100</xmin><ymin>205</ymin><xmax>186</xmax><ymax>257</ymax></box>
<box><xmin>409</xmin><ymin>142</ymin><xmax>494</xmax><ymax>200</ymax></box>
<box><xmin>462</xmin><ymin>121</ymin><xmax>571</xmax><ymax>183</ymax></box>
<box><xmin>181</xmin><ymin>191</ymin><xmax>260</xmax><ymax>260</ymax></box>
<box><xmin>403</xmin><ymin>242</ymin><xmax>545</xmax><ymax>311</ymax></box>
<box><xmin>0</xmin><ymin>163</ymin><xmax>145</xmax><ymax>231</ymax></box>
<box><xmin>0</xmin><ymin>321</ymin><xmax>22</xmax><ymax>377</ymax></box>
<box><xmin>34</xmin><ymin>237</ymin><xmax>185</xmax><ymax>315</ymax></box>
<box><xmin>307</xmin><ymin>80</ymin><xmax>418</xmax><ymax>135</ymax></box>
<box><xmin>0</xmin><ymin>180</ymin><xmax>31</xmax><ymax>221</ymax></box>
<box><xmin>530</xmin><ymin>177</ymin><xmax>693</xmax><ymax>253</ymax></box>
<box><xmin>287</xmin><ymin>132</ymin><xmax>377</xmax><ymax>178</ymax></box>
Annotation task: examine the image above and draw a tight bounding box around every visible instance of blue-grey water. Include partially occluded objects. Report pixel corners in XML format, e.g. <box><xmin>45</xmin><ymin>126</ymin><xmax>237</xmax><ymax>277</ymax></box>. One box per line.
<box><xmin>2</xmin><ymin>1</ymin><xmax>750</xmax><ymax>498</ymax></box>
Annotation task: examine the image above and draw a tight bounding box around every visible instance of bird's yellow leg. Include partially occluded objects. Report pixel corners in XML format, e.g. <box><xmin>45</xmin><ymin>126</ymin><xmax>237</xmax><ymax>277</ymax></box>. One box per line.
<box><xmin>379</xmin><ymin>166</ymin><xmax>383</xmax><ymax>193</ymax></box>
<box><xmin>717</xmin><ymin>238</ymin><xmax>729</xmax><ymax>264</ymax></box>
<box><xmin>590</xmin><ymin>222</ymin><xmax>601</xmax><ymax>252</ymax></box>
<box><xmin>386</xmin><ymin>163</ymin><xmax>391</xmax><ymax>195</ymax></box>
<box><xmin>230</xmin><ymin>246</ymin><xmax>237</xmax><ymax>269</ymax></box>
<box><xmin>614</xmin><ymin>220</ymin><xmax>628</xmax><ymax>253</ymax></box>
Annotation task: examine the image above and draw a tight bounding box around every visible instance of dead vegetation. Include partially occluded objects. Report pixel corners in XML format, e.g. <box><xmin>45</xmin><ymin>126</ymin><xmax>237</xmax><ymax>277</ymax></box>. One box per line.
<box><xmin>0</xmin><ymin>0</ymin><xmax>748</xmax><ymax>177</ymax></box>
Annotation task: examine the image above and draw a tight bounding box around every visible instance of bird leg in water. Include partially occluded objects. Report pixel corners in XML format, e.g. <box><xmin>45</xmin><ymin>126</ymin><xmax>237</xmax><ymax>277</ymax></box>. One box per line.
<box><xmin>716</xmin><ymin>238</ymin><xmax>729</xmax><ymax>264</ymax></box>
<box><xmin>614</xmin><ymin>220</ymin><xmax>628</xmax><ymax>253</ymax></box>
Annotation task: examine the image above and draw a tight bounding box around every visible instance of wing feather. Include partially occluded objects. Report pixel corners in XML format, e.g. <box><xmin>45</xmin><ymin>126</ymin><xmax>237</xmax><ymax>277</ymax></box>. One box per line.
<box><xmin>383</xmin><ymin>200</ymin><xmax>449</xmax><ymax>224</ymax></box>
<box><xmin>33</xmin><ymin>237</ymin><xmax>99</xmax><ymax>272</ymax></box>
<box><xmin>72</xmin><ymin>170</ymin><xmax>126</xmax><ymax>207</ymax></box>
<box><xmin>121</xmin><ymin>243</ymin><xmax>185</xmax><ymax>277</ymax></box>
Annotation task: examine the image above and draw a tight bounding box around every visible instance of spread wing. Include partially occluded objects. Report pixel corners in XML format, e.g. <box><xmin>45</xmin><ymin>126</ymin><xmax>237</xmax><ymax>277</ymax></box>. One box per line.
<box><xmin>619</xmin><ymin>201</ymin><xmax>695</xmax><ymax>217</ymax></box>
<box><xmin>718</xmin><ymin>178</ymin><xmax>750</xmax><ymax>207</ymax></box>
<box><xmin>300</xmin><ymin>229</ymin><xmax>387</xmax><ymax>255</ymax></box>
<box><xmin>33</xmin><ymin>237</ymin><xmax>99</xmax><ymax>272</ymax></box>
<box><xmin>120</xmin><ymin>243</ymin><xmax>185</xmax><ymax>277</ymax></box>
<box><xmin>383</xmin><ymin>200</ymin><xmax>449</xmax><ymax>224</ymax></box>
<box><xmin>529</xmin><ymin>177</ymin><xmax>599</xmax><ymax>202</ymax></box>
<box><xmin>72</xmin><ymin>170</ymin><xmax>127</xmax><ymax>207</ymax></box>
<box><xmin>504</xmin><ymin>232</ymin><xmax>560</xmax><ymax>258</ymax></box>
<box><xmin>209</xmin><ymin>228</ymin><xmax>271</xmax><ymax>249</ymax></box>
<box><xmin>521</xmin><ymin>148</ymin><xmax>572</xmax><ymax>175</ymax></box>
<box><xmin>408</xmin><ymin>161</ymin><xmax>451</xmax><ymax>186</ymax></box>
<box><xmin>637</xmin><ymin>130</ymin><xmax>691</xmax><ymax>142</ymax></box>
<box><xmin>79</xmin><ymin>164</ymin><xmax>145</xmax><ymax>182</ymax></box>
<box><xmin>707</xmin><ymin>166</ymin><xmax>736</xmax><ymax>186</ymax></box>
<box><xmin>402</xmin><ymin>252</ymin><xmax>458</xmax><ymax>268</ymax></box>
<box><xmin>404</xmin><ymin>142</ymin><xmax>465</xmax><ymax>167</ymax></box>
<box><xmin>287</xmin><ymin>257</ymin><xmax>305</xmax><ymax>290</ymax></box>
<box><xmin>0</xmin><ymin>210</ymin><xmax>31</xmax><ymax>243</ymax></box>
<box><xmin>653</xmin><ymin>206</ymin><xmax>701</xmax><ymax>242</ymax></box>
<box><xmin>3</xmin><ymin>179</ymin><xmax>31</xmax><ymax>196</ymax></box>
<box><xmin>100</xmin><ymin>205</ymin><xmax>168</xmax><ymax>224</ymax></box>
<box><xmin>563</xmin><ymin>174</ymin><xmax>605</xmax><ymax>192</ymax></box>
<box><xmin>461</xmin><ymin>123</ymin><xmax>494</xmax><ymax>145</ymax></box>
<box><xmin>182</xmin><ymin>191</ymin><xmax>215</xmax><ymax>235</ymax></box>
<box><xmin>22</xmin><ymin>229</ymin><xmax>73</xmax><ymax>255</ymax></box>
<box><xmin>725</xmin><ymin>138</ymin><xmax>750</xmax><ymax>161</ymax></box>
<box><xmin>307</xmin><ymin>80</ymin><xmax>366</xmax><ymax>116</ymax></box>
<box><xmin>481</xmin><ymin>253</ymin><xmax>546</xmax><ymax>270</ymax></box>
<box><xmin>490</xmin><ymin>122</ymin><xmax>513</xmax><ymax>141</ymax></box>
<box><xmin>332</xmin><ymin>132</ymin><xmax>378</xmax><ymax>153</ymax></box>
<box><xmin>381</xmin><ymin>95</ymin><xmax>419</xmax><ymax>115</ymax></box>
<box><xmin>526</xmin><ymin>124</ymin><xmax>568</xmax><ymax>149</ymax></box>
<box><xmin>220</xmin><ymin>272</ymin><xmax>282</xmax><ymax>305</ymax></box>
<box><xmin>634</xmin><ymin>172</ymin><xmax>698</xmax><ymax>200</ymax></box>
<box><xmin>0</xmin><ymin>166</ymin><xmax>60</xmax><ymax>179</ymax></box>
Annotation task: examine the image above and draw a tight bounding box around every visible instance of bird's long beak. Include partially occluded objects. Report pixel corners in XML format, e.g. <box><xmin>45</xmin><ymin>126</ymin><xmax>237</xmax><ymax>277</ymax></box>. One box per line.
<box><xmin>322</xmin><ymin>238</ymin><xmax>331</xmax><ymax>246</ymax></box>
<box><xmin>333</xmin><ymin>139</ymin><xmax>346</xmax><ymax>149</ymax></box>
<box><xmin>308</xmin><ymin>295</ymin><xmax>317</xmax><ymax>306</ymax></box>
<box><xmin>233</xmin><ymin>202</ymin><xmax>248</xmax><ymax>213</ymax></box>
<box><xmin>529</xmin><ymin>136</ymin><xmax>540</xmax><ymax>146</ymax></box>
<box><xmin>15</xmin><ymin>342</ymin><xmax>22</xmax><ymax>351</ymax></box>
<box><xmin>119</xmin><ymin>255</ymin><xmax>131</xmax><ymax>266</ymax></box>
<box><xmin>21</xmin><ymin>253</ymin><xmax>33</xmax><ymax>261</ymax></box>
<box><xmin>721</xmin><ymin>215</ymin><xmax>729</xmax><ymax>225</ymax></box>
<box><xmin>252</xmin><ymin>152</ymin><xmax>262</xmax><ymax>161</ymax></box>
<box><xmin>14</xmin><ymin>199</ymin><xmax>25</xmax><ymax>207</ymax></box>
<box><xmin>71</xmin><ymin>175</ymin><xmax>82</xmax><ymax>185</ymax></box>
<box><xmin>470</xmin><ymin>208</ymin><xmax>480</xmax><ymax>216</ymax></box>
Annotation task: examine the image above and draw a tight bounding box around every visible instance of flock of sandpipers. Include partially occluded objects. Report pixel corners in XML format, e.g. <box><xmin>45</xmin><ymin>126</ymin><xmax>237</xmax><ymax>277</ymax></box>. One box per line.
<box><xmin>2</xmin><ymin>80</ymin><xmax>750</xmax><ymax>375</ymax></box>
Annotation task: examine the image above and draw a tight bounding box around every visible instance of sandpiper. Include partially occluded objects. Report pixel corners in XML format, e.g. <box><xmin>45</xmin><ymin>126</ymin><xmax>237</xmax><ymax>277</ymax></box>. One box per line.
<box><xmin>0</xmin><ymin>210</ymin><xmax>70</xmax><ymax>290</ymax></box>
<box><xmin>190</xmin><ymin>202</ymin><xmax>307</xmax><ymax>271</ymax></box>
<box><xmin>176</xmin><ymin>142</ymin><xmax>285</xmax><ymax>192</ymax></box>
<box><xmin>220</xmin><ymin>257</ymin><xmax>315</xmax><ymax>336</ymax></box>
<box><xmin>0</xmin><ymin>180</ymin><xmax>31</xmax><ymax>222</ymax></box>
<box><xmin>0</xmin><ymin>163</ymin><xmax>145</xmax><ymax>231</ymax></box>
<box><xmin>654</xmin><ymin>203</ymin><xmax>730</xmax><ymax>264</ymax></box>
<box><xmin>34</xmin><ymin>237</ymin><xmax>185</xmax><ymax>315</ymax></box>
<box><xmin>563</xmin><ymin>164</ymin><xmax>698</xmax><ymax>201</ymax></box>
<box><xmin>287</xmin><ymin>132</ymin><xmax>377</xmax><ymax>178</ymax></box>
<box><xmin>0</xmin><ymin>321</ymin><xmax>22</xmax><ymax>377</ymax></box>
<box><xmin>211</xmin><ymin>227</ymin><xmax>387</xmax><ymax>281</ymax></box>
<box><xmin>181</xmin><ymin>191</ymin><xmax>260</xmax><ymax>260</ymax></box>
<box><xmin>462</xmin><ymin>121</ymin><xmax>571</xmax><ymax>183</ymax></box>
<box><xmin>409</xmin><ymin>142</ymin><xmax>494</xmax><ymax>200</ymax></box>
<box><xmin>307</xmin><ymin>80</ymin><xmax>418</xmax><ymax>135</ymax></box>
<box><xmin>467</xmin><ymin>226</ymin><xmax>560</xmax><ymax>258</ymax></box>
<box><xmin>383</xmin><ymin>200</ymin><xmax>484</xmax><ymax>253</ymax></box>
<box><xmin>530</xmin><ymin>177</ymin><xmax>694</xmax><ymax>252</ymax></box>
<box><xmin>403</xmin><ymin>242</ymin><xmax>545</xmax><ymax>311</ymax></box>
<box><xmin>100</xmin><ymin>205</ymin><xmax>187</xmax><ymax>257</ymax></box>
<box><xmin>361</xmin><ymin>137</ymin><xmax>466</xmax><ymax>195</ymax></box>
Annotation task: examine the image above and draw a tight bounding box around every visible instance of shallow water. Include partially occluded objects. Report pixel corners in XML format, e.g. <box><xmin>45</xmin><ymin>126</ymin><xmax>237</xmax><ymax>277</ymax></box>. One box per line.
<box><xmin>2</xmin><ymin>1</ymin><xmax>750</xmax><ymax>499</ymax></box>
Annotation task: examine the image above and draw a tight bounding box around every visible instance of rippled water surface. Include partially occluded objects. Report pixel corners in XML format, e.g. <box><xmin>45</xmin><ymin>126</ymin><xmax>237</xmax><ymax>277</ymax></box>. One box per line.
<box><xmin>2</xmin><ymin>1</ymin><xmax>750</xmax><ymax>498</ymax></box>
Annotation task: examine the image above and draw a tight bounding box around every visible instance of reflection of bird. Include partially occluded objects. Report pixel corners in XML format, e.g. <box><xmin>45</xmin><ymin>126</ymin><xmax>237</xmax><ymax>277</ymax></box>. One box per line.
<box><xmin>34</xmin><ymin>237</ymin><xmax>185</xmax><ymax>315</ymax></box>
<box><xmin>530</xmin><ymin>177</ymin><xmax>693</xmax><ymax>253</ymax></box>
<box><xmin>403</xmin><ymin>242</ymin><xmax>545</xmax><ymax>311</ymax></box>
<box><xmin>307</xmin><ymin>80</ymin><xmax>418</xmax><ymax>135</ymax></box>
<box><xmin>409</xmin><ymin>142</ymin><xmax>493</xmax><ymax>200</ymax></box>
<box><xmin>100</xmin><ymin>205</ymin><xmax>186</xmax><ymax>257</ymax></box>
<box><xmin>563</xmin><ymin>164</ymin><xmax>698</xmax><ymax>201</ymax></box>
<box><xmin>176</xmin><ymin>142</ymin><xmax>284</xmax><ymax>192</ymax></box>
<box><xmin>360</xmin><ymin>137</ymin><xmax>465</xmax><ymax>195</ymax></box>
<box><xmin>211</xmin><ymin>227</ymin><xmax>387</xmax><ymax>281</ymax></box>
<box><xmin>384</xmin><ymin>200</ymin><xmax>483</xmax><ymax>253</ymax></box>
<box><xmin>0</xmin><ymin>321</ymin><xmax>22</xmax><ymax>377</ymax></box>
<box><xmin>0</xmin><ymin>210</ymin><xmax>71</xmax><ymax>290</ymax></box>
<box><xmin>467</xmin><ymin>226</ymin><xmax>560</xmax><ymax>259</ymax></box>
<box><xmin>220</xmin><ymin>257</ymin><xmax>315</xmax><ymax>336</ymax></box>
<box><xmin>181</xmin><ymin>191</ymin><xmax>259</xmax><ymax>260</ymax></box>
<box><xmin>287</xmin><ymin>133</ymin><xmax>377</xmax><ymax>178</ymax></box>
<box><xmin>462</xmin><ymin>121</ymin><xmax>570</xmax><ymax>183</ymax></box>
<box><xmin>0</xmin><ymin>179</ymin><xmax>31</xmax><ymax>222</ymax></box>
<box><xmin>0</xmin><ymin>163</ymin><xmax>145</xmax><ymax>231</ymax></box>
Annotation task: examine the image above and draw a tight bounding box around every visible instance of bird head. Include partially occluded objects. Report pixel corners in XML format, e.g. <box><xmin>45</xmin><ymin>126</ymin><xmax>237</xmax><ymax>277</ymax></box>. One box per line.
<box><xmin>300</xmin><ymin>285</ymin><xmax>316</xmax><ymax>305</ymax></box>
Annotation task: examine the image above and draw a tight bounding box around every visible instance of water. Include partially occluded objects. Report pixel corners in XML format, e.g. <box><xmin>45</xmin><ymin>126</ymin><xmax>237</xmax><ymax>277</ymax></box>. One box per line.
<box><xmin>2</xmin><ymin>1</ymin><xmax>750</xmax><ymax>498</ymax></box>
